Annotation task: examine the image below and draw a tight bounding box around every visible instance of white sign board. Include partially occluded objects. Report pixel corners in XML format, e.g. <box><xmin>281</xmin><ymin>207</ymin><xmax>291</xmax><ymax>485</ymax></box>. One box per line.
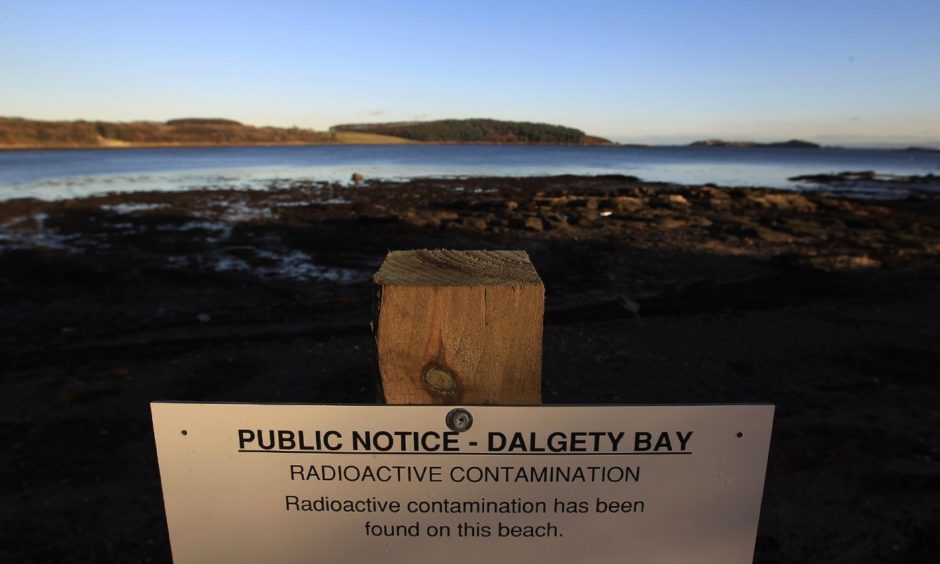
<box><xmin>152</xmin><ymin>403</ymin><xmax>773</xmax><ymax>564</ymax></box>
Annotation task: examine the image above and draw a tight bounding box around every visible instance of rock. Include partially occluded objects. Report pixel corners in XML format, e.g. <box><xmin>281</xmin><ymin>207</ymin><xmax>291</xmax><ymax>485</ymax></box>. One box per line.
<box><xmin>620</xmin><ymin>295</ymin><xmax>641</xmax><ymax>316</ymax></box>
<box><xmin>729</xmin><ymin>220</ymin><xmax>788</xmax><ymax>242</ymax></box>
<box><xmin>507</xmin><ymin>215</ymin><xmax>544</xmax><ymax>230</ymax></box>
<box><xmin>421</xmin><ymin>211</ymin><xmax>459</xmax><ymax>228</ymax></box>
<box><xmin>753</xmin><ymin>226</ymin><xmax>795</xmax><ymax>243</ymax></box>
<box><xmin>806</xmin><ymin>254</ymin><xmax>882</xmax><ymax>271</ymax></box>
<box><xmin>400</xmin><ymin>210</ymin><xmax>419</xmax><ymax>222</ymax></box>
<box><xmin>613</xmin><ymin>196</ymin><xmax>644</xmax><ymax>212</ymax></box>
<box><xmin>704</xmin><ymin>197</ymin><xmax>732</xmax><ymax>209</ymax></box>
<box><xmin>566</xmin><ymin>211</ymin><xmax>595</xmax><ymax>226</ymax></box>
<box><xmin>748</xmin><ymin>193</ymin><xmax>817</xmax><ymax>213</ymax></box>
<box><xmin>666</xmin><ymin>194</ymin><xmax>691</xmax><ymax>207</ymax></box>
<box><xmin>689</xmin><ymin>216</ymin><xmax>713</xmax><ymax>227</ymax></box>
<box><xmin>540</xmin><ymin>213</ymin><xmax>569</xmax><ymax>230</ymax></box>
<box><xmin>460</xmin><ymin>216</ymin><xmax>489</xmax><ymax>231</ymax></box>
<box><xmin>524</xmin><ymin>216</ymin><xmax>544</xmax><ymax>231</ymax></box>
<box><xmin>700</xmin><ymin>185</ymin><xmax>728</xmax><ymax>196</ymax></box>
<box><xmin>566</xmin><ymin>198</ymin><xmax>599</xmax><ymax>210</ymax></box>
<box><xmin>656</xmin><ymin>217</ymin><xmax>687</xmax><ymax>230</ymax></box>
<box><xmin>789</xmin><ymin>171</ymin><xmax>875</xmax><ymax>183</ymax></box>
<box><xmin>401</xmin><ymin>212</ymin><xmax>439</xmax><ymax>229</ymax></box>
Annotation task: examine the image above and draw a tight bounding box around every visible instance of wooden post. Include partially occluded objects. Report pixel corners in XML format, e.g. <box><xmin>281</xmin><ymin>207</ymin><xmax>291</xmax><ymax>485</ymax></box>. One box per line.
<box><xmin>374</xmin><ymin>250</ymin><xmax>544</xmax><ymax>405</ymax></box>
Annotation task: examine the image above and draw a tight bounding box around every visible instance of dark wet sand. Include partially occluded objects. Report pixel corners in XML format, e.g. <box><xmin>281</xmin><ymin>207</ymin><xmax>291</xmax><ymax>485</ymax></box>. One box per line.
<box><xmin>1</xmin><ymin>175</ymin><xmax>938</xmax><ymax>562</ymax></box>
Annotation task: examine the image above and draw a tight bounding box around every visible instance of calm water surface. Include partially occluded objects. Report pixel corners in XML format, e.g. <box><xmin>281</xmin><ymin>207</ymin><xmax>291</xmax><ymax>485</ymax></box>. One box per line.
<box><xmin>1</xmin><ymin>144</ymin><xmax>938</xmax><ymax>200</ymax></box>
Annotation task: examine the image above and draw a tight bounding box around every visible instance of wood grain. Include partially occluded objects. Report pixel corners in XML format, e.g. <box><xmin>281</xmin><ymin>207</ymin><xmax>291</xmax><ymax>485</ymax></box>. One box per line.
<box><xmin>374</xmin><ymin>250</ymin><xmax>544</xmax><ymax>405</ymax></box>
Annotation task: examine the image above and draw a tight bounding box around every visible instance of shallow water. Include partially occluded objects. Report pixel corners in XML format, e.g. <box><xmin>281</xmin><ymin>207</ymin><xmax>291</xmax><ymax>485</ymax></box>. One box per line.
<box><xmin>1</xmin><ymin>144</ymin><xmax>938</xmax><ymax>201</ymax></box>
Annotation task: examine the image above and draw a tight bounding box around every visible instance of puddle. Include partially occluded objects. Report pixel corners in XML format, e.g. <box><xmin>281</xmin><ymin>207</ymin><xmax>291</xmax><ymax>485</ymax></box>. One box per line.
<box><xmin>101</xmin><ymin>203</ymin><xmax>171</xmax><ymax>214</ymax></box>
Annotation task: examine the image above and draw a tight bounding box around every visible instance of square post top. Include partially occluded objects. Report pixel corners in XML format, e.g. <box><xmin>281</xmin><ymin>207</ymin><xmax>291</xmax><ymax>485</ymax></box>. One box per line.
<box><xmin>374</xmin><ymin>249</ymin><xmax>543</xmax><ymax>287</ymax></box>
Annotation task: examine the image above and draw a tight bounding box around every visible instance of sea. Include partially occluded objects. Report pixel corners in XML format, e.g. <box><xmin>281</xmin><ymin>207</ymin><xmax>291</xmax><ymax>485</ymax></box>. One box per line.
<box><xmin>0</xmin><ymin>144</ymin><xmax>938</xmax><ymax>201</ymax></box>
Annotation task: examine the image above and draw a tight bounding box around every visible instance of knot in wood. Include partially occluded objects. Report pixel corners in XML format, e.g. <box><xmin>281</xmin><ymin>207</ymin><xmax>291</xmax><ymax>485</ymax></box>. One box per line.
<box><xmin>423</xmin><ymin>367</ymin><xmax>457</xmax><ymax>395</ymax></box>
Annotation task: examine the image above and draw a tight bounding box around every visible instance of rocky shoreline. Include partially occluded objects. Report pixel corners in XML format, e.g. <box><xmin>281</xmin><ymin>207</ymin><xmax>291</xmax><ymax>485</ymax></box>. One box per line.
<box><xmin>2</xmin><ymin>174</ymin><xmax>936</xmax><ymax>274</ymax></box>
<box><xmin>1</xmin><ymin>175</ymin><xmax>938</xmax><ymax>562</ymax></box>
<box><xmin>789</xmin><ymin>170</ymin><xmax>940</xmax><ymax>200</ymax></box>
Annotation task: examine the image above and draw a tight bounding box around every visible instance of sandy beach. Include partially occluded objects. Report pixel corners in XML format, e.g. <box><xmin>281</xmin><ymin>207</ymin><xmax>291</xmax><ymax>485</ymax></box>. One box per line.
<box><xmin>1</xmin><ymin>175</ymin><xmax>938</xmax><ymax>562</ymax></box>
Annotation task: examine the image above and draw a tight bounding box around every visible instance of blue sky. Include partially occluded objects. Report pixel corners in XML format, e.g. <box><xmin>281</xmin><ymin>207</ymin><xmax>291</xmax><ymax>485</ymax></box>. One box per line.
<box><xmin>1</xmin><ymin>0</ymin><xmax>938</xmax><ymax>145</ymax></box>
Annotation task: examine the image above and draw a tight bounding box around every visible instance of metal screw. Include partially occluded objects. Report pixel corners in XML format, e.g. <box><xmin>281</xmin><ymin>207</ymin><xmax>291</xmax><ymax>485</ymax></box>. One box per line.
<box><xmin>446</xmin><ymin>408</ymin><xmax>473</xmax><ymax>433</ymax></box>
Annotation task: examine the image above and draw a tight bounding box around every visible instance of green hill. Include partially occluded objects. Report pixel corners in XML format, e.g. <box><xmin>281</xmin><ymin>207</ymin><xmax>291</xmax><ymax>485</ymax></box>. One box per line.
<box><xmin>0</xmin><ymin>117</ymin><xmax>334</xmax><ymax>148</ymax></box>
<box><xmin>330</xmin><ymin>118</ymin><xmax>613</xmax><ymax>145</ymax></box>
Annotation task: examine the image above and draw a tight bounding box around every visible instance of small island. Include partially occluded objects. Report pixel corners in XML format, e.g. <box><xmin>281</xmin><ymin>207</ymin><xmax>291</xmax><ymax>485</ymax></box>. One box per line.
<box><xmin>690</xmin><ymin>139</ymin><xmax>821</xmax><ymax>149</ymax></box>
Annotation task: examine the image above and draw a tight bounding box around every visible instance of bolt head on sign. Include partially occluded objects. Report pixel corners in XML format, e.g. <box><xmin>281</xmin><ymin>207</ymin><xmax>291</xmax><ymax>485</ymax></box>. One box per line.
<box><xmin>152</xmin><ymin>403</ymin><xmax>773</xmax><ymax>564</ymax></box>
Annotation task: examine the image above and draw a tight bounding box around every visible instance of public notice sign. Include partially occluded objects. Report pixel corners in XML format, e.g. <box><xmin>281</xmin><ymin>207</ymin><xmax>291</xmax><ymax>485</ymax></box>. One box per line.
<box><xmin>151</xmin><ymin>403</ymin><xmax>773</xmax><ymax>564</ymax></box>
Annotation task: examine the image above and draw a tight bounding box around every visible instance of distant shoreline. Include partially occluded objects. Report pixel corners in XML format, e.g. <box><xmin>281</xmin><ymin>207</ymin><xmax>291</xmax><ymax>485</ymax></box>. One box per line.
<box><xmin>3</xmin><ymin>117</ymin><xmax>936</xmax><ymax>152</ymax></box>
<box><xmin>0</xmin><ymin>117</ymin><xmax>614</xmax><ymax>151</ymax></box>
<box><xmin>2</xmin><ymin>141</ymin><xmax>936</xmax><ymax>152</ymax></box>
<box><xmin>0</xmin><ymin>140</ymin><xmax>632</xmax><ymax>152</ymax></box>
<box><xmin>0</xmin><ymin>141</ymin><xmax>389</xmax><ymax>152</ymax></box>
<box><xmin>0</xmin><ymin>141</ymin><xmax>331</xmax><ymax>152</ymax></box>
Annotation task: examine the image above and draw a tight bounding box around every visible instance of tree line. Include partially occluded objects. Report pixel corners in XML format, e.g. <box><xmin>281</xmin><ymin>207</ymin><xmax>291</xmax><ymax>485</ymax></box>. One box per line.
<box><xmin>331</xmin><ymin>118</ymin><xmax>610</xmax><ymax>145</ymax></box>
<box><xmin>0</xmin><ymin>117</ymin><xmax>333</xmax><ymax>147</ymax></box>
